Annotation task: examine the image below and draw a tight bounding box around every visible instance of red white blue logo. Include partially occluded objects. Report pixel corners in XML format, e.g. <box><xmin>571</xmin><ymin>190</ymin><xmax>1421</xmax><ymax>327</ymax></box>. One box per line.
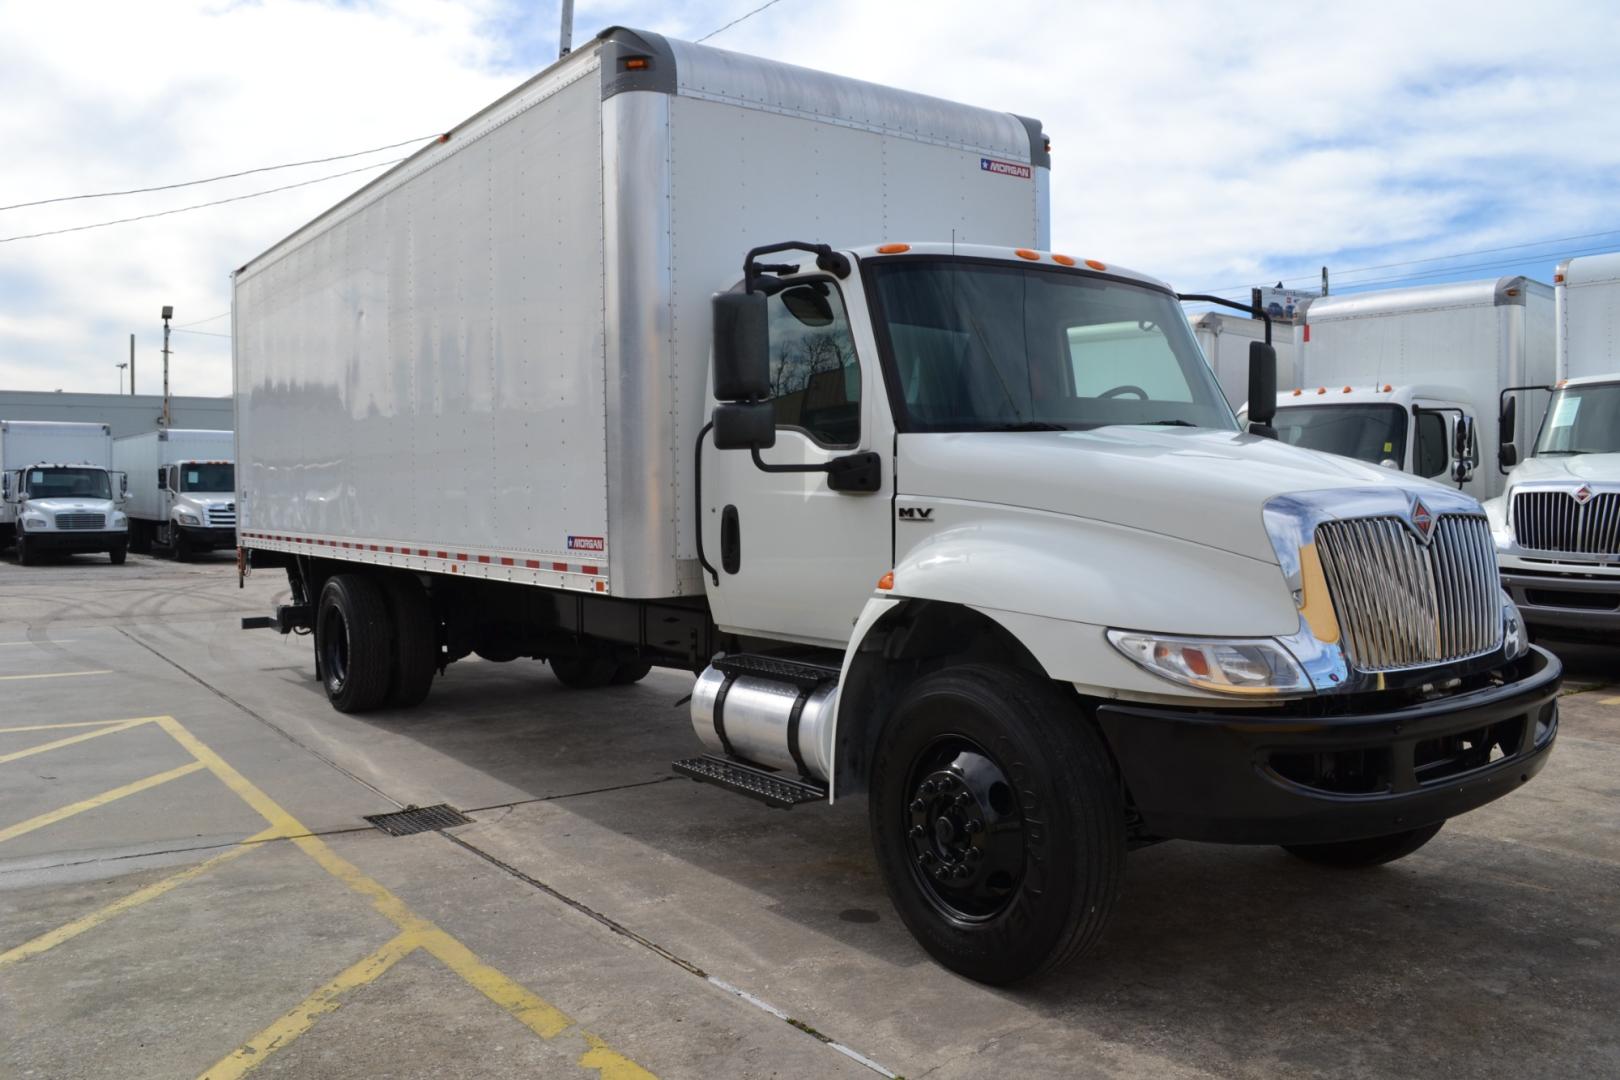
<box><xmin>1410</xmin><ymin>496</ymin><xmax>1435</xmax><ymax>542</ymax></box>
<box><xmin>1574</xmin><ymin>484</ymin><xmax>1594</xmax><ymax>505</ymax></box>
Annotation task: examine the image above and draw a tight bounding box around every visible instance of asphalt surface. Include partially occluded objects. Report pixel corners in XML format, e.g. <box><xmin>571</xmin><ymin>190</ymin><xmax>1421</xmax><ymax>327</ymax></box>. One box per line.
<box><xmin>1</xmin><ymin>550</ymin><xmax>1617</xmax><ymax>1079</ymax></box>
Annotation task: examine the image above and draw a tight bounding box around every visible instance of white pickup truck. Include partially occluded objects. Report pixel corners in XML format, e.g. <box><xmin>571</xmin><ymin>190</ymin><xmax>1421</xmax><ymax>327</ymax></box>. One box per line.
<box><xmin>235</xmin><ymin>27</ymin><xmax>1561</xmax><ymax>984</ymax></box>
<box><xmin>0</xmin><ymin>420</ymin><xmax>129</xmax><ymax>565</ymax></box>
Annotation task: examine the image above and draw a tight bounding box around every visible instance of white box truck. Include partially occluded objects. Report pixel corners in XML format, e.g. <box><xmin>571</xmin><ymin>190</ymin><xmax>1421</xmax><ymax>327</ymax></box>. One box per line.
<box><xmin>1486</xmin><ymin>252</ymin><xmax>1620</xmax><ymax>635</ymax></box>
<box><xmin>0</xmin><ymin>420</ymin><xmax>128</xmax><ymax>565</ymax></box>
<box><xmin>1262</xmin><ymin>278</ymin><xmax>1554</xmax><ymax>501</ymax></box>
<box><xmin>235</xmin><ymin>27</ymin><xmax>1561</xmax><ymax>984</ymax></box>
<box><xmin>113</xmin><ymin>428</ymin><xmax>236</xmax><ymax>559</ymax></box>
<box><xmin>1187</xmin><ymin>310</ymin><xmax>1297</xmax><ymax>407</ymax></box>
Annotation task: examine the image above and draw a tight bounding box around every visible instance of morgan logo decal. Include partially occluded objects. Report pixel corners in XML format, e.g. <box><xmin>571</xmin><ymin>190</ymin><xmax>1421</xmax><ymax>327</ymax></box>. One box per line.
<box><xmin>1409</xmin><ymin>497</ymin><xmax>1435</xmax><ymax>543</ymax></box>
<box><xmin>1573</xmin><ymin>484</ymin><xmax>1594</xmax><ymax>505</ymax></box>
<box><xmin>980</xmin><ymin>157</ymin><xmax>1033</xmax><ymax>180</ymax></box>
<box><xmin>567</xmin><ymin>535</ymin><xmax>605</xmax><ymax>552</ymax></box>
<box><xmin>897</xmin><ymin>507</ymin><xmax>934</xmax><ymax>521</ymax></box>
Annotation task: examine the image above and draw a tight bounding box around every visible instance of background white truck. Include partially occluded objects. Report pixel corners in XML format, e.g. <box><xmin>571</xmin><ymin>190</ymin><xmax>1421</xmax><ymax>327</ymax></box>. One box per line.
<box><xmin>113</xmin><ymin>428</ymin><xmax>236</xmax><ymax>559</ymax></box>
<box><xmin>1187</xmin><ymin>310</ymin><xmax>1298</xmax><ymax>407</ymax></box>
<box><xmin>1264</xmin><ymin>277</ymin><xmax>1553</xmax><ymax>500</ymax></box>
<box><xmin>235</xmin><ymin>27</ymin><xmax>1561</xmax><ymax>985</ymax></box>
<box><xmin>1488</xmin><ymin>252</ymin><xmax>1620</xmax><ymax>635</ymax></box>
<box><xmin>0</xmin><ymin>420</ymin><xmax>128</xmax><ymax>565</ymax></box>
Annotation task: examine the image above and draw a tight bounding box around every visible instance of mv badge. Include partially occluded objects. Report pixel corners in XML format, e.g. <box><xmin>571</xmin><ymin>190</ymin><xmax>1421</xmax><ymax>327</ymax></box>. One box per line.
<box><xmin>1408</xmin><ymin>495</ymin><xmax>1436</xmax><ymax>544</ymax></box>
<box><xmin>897</xmin><ymin>507</ymin><xmax>934</xmax><ymax>522</ymax></box>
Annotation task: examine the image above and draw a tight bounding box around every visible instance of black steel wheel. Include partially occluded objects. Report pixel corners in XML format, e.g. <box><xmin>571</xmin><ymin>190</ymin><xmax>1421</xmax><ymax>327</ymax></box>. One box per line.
<box><xmin>870</xmin><ymin>663</ymin><xmax>1125</xmax><ymax>985</ymax></box>
<box><xmin>316</xmin><ymin>574</ymin><xmax>393</xmax><ymax>713</ymax></box>
<box><xmin>1282</xmin><ymin>822</ymin><xmax>1445</xmax><ymax>868</ymax></box>
<box><xmin>382</xmin><ymin>574</ymin><xmax>438</xmax><ymax>708</ymax></box>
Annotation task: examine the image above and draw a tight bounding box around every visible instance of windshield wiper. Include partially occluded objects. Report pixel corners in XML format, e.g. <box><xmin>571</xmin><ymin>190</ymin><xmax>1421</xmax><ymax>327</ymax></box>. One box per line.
<box><xmin>1139</xmin><ymin>419</ymin><xmax>1196</xmax><ymax>427</ymax></box>
<box><xmin>988</xmin><ymin>420</ymin><xmax>1069</xmax><ymax>432</ymax></box>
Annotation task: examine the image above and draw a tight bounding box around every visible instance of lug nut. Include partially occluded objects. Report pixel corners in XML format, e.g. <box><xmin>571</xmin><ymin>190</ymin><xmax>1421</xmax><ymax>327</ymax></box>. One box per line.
<box><xmin>955</xmin><ymin>792</ymin><xmax>972</xmax><ymax>807</ymax></box>
<box><xmin>910</xmin><ymin>798</ymin><xmax>926</xmax><ymax>812</ymax></box>
<box><xmin>918</xmin><ymin>851</ymin><xmax>934</xmax><ymax>865</ymax></box>
<box><xmin>964</xmin><ymin>847</ymin><xmax>982</xmax><ymax>863</ymax></box>
<box><xmin>963</xmin><ymin>818</ymin><xmax>982</xmax><ymax>834</ymax></box>
<box><xmin>909</xmin><ymin>825</ymin><xmax>924</xmax><ymax>839</ymax></box>
<box><xmin>954</xmin><ymin>864</ymin><xmax>972</xmax><ymax>879</ymax></box>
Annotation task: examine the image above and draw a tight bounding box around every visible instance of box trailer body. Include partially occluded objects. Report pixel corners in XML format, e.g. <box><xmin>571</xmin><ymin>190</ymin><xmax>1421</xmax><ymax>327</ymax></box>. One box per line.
<box><xmin>235</xmin><ymin>28</ymin><xmax>1560</xmax><ymax>986</ymax></box>
<box><xmin>1187</xmin><ymin>311</ymin><xmax>1297</xmax><ymax>408</ymax></box>
<box><xmin>1486</xmin><ymin>252</ymin><xmax>1620</xmax><ymax>634</ymax></box>
<box><xmin>1267</xmin><ymin>278</ymin><xmax>1553</xmax><ymax>501</ymax></box>
<box><xmin>0</xmin><ymin>420</ymin><xmax>128</xmax><ymax>564</ymax></box>
<box><xmin>113</xmin><ymin>428</ymin><xmax>236</xmax><ymax>558</ymax></box>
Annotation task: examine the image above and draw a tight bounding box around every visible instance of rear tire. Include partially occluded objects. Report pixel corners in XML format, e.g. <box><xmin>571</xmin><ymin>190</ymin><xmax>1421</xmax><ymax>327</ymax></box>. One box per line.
<box><xmin>610</xmin><ymin>660</ymin><xmax>653</xmax><ymax>685</ymax></box>
<box><xmin>382</xmin><ymin>574</ymin><xmax>437</xmax><ymax>708</ymax></box>
<box><xmin>109</xmin><ymin>545</ymin><xmax>127</xmax><ymax>565</ymax></box>
<box><xmin>548</xmin><ymin>654</ymin><xmax>618</xmax><ymax>689</ymax></box>
<box><xmin>130</xmin><ymin>522</ymin><xmax>152</xmax><ymax>555</ymax></box>
<box><xmin>870</xmin><ymin>663</ymin><xmax>1125</xmax><ymax>985</ymax></box>
<box><xmin>316</xmin><ymin>574</ymin><xmax>393</xmax><ymax>713</ymax></box>
<box><xmin>1282</xmin><ymin>822</ymin><xmax>1445</xmax><ymax>868</ymax></box>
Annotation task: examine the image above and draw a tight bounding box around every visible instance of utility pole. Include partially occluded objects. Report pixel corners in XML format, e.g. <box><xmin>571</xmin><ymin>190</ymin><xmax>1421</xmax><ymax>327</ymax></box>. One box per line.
<box><xmin>116</xmin><ymin>362</ymin><xmax>128</xmax><ymax>394</ymax></box>
<box><xmin>1322</xmin><ymin>266</ymin><xmax>1330</xmax><ymax>297</ymax></box>
<box><xmin>558</xmin><ymin>0</ymin><xmax>574</xmax><ymax>57</ymax></box>
<box><xmin>160</xmin><ymin>305</ymin><xmax>173</xmax><ymax>428</ymax></box>
<box><xmin>129</xmin><ymin>333</ymin><xmax>136</xmax><ymax>394</ymax></box>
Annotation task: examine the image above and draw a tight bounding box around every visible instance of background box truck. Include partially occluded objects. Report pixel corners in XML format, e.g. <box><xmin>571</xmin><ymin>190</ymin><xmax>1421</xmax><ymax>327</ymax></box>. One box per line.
<box><xmin>1187</xmin><ymin>310</ymin><xmax>1297</xmax><ymax>407</ymax></box>
<box><xmin>1264</xmin><ymin>277</ymin><xmax>1553</xmax><ymax>501</ymax></box>
<box><xmin>113</xmin><ymin>428</ymin><xmax>235</xmax><ymax>560</ymax></box>
<box><xmin>0</xmin><ymin>420</ymin><xmax>128</xmax><ymax>565</ymax></box>
<box><xmin>235</xmin><ymin>27</ymin><xmax>1560</xmax><ymax>984</ymax></box>
<box><xmin>1488</xmin><ymin>252</ymin><xmax>1620</xmax><ymax>634</ymax></box>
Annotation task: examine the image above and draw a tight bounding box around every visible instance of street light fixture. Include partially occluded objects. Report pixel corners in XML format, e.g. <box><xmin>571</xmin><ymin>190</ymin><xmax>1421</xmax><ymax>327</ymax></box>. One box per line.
<box><xmin>116</xmin><ymin>362</ymin><xmax>128</xmax><ymax>394</ymax></box>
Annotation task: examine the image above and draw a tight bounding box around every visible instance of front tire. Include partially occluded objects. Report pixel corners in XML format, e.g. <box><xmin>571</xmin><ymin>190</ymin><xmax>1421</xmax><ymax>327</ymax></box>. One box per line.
<box><xmin>109</xmin><ymin>545</ymin><xmax>127</xmax><ymax>565</ymax></box>
<box><xmin>316</xmin><ymin>574</ymin><xmax>393</xmax><ymax>713</ymax></box>
<box><xmin>1282</xmin><ymin>822</ymin><xmax>1445</xmax><ymax>868</ymax></box>
<box><xmin>870</xmin><ymin>663</ymin><xmax>1125</xmax><ymax>985</ymax></box>
<box><xmin>16</xmin><ymin>535</ymin><xmax>37</xmax><ymax>566</ymax></box>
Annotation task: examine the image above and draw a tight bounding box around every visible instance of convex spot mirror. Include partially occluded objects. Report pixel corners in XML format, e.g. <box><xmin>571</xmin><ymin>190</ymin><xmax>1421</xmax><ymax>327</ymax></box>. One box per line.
<box><xmin>712</xmin><ymin>402</ymin><xmax>777</xmax><ymax>451</ymax></box>
<box><xmin>780</xmin><ymin>282</ymin><xmax>833</xmax><ymax>327</ymax></box>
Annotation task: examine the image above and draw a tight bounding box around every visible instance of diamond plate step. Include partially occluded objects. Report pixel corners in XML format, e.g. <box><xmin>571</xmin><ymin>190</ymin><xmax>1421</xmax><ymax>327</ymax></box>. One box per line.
<box><xmin>672</xmin><ymin>755</ymin><xmax>827</xmax><ymax>809</ymax></box>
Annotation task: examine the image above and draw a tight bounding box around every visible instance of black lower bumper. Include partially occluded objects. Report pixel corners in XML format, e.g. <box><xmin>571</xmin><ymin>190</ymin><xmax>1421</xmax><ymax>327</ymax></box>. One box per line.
<box><xmin>1094</xmin><ymin>647</ymin><xmax>1562</xmax><ymax>846</ymax></box>
<box><xmin>1502</xmin><ymin>569</ymin><xmax>1620</xmax><ymax>633</ymax></box>
<box><xmin>179</xmin><ymin>525</ymin><xmax>236</xmax><ymax>550</ymax></box>
<box><xmin>24</xmin><ymin>530</ymin><xmax>127</xmax><ymax>553</ymax></box>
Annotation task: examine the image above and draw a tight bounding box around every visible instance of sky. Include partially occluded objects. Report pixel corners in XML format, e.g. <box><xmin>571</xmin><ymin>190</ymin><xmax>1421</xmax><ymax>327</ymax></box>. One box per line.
<box><xmin>2</xmin><ymin>0</ymin><xmax>1619</xmax><ymax>396</ymax></box>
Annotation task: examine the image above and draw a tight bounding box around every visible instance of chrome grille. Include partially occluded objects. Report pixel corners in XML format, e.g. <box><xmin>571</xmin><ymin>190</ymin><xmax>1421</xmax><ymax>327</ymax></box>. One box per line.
<box><xmin>1315</xmin><ymin>514</ymin><xmax>1501</xmax><ymax>671</ymax></box>
<box><xmin>1512</xmin><ymin>490</ymin><xmax>1620</xmax><ymax>556</ymax></box>
<box><xmin>207</xmin><ymin>504</ymin><xmax>236</xmax><ymax>528</ymax></box>
<box><xmin>54</xmin><ymin>513</ymin><xmax>106</xmax><ymax>531</ymax></box>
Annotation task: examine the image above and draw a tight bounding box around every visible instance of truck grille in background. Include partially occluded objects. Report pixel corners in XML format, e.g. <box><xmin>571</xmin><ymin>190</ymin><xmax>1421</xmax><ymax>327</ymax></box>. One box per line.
<box><xmin>1512</xmin><ymin>490</ymin><xmax>1620</xmax><ymax>556</ymax></box>
<box><xmin>1314</xmin><ymin>515</ymin><xmax>1501</xmax><ymax>671</ymax></box>
<box><xmin>208</xmin><ymin>504</ymin><xmax>236</xmax><ymax>528</ymax></box>
<box><xmin>55</xmin><ymin>513</ymin><xmax>106</xmax><ymax>531</ymax></box>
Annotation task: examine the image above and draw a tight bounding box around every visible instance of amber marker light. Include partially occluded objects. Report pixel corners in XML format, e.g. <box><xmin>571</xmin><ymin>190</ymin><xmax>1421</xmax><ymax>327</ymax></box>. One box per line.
<box><xmin>876</xmin><ymin>243</ymin><xmax>911</xmax><ymax>254</ymax></box>
<box><xmin>1085</xmin><ymin>259</ymin><xmax>1107</xmax><ymax>271</ymax></box>
<box><xmin>624</xmin><ymin>56</ymin><xmax>650</xmax><ymax>70</ymax></box>
<box><xmin>877</xmin><ymin>571</ymin><xmax>895</xmax><ymax>590</ymax></box>
<box><xmin>1015</xmin><ymin>248</ymin><xmax>1040</xmax><ymax>260</ymax></box>
<box><xmin>1052</xmin><ymin>254</ymin><xmax>1076</xmax><ymax>266</ymax></box>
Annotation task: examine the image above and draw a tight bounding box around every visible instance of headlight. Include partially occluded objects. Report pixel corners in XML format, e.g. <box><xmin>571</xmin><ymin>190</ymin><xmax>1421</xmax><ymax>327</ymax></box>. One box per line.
<box><xmin>1106</xmin><ymin>629</ymin><xmax>1312</xmax><ymax>696</ymax></box>
<box><xmin>1501</xmin><ymin>589</ymin><xmax>1528</xmax><ymax>659</ymax></box>
<box><xmin>20</xmin><ymin>515</ymin><xmax>48</xmax><ymax>531</ymax></box>
<box><xmin>177</xmin><ymin>512</ymin><xmax>201</xmax><ymax>526</ymax></box>
<box><xmin>111</xmin><ymin>512</ymin><xmax>127</xmax><ymax>527</ymax></box>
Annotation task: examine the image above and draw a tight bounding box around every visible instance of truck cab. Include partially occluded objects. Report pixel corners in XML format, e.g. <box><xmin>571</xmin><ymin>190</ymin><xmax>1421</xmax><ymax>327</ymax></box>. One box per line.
<box><xmin>2</xmin><ymin>463</ymin><xmax>128</xmax><ymax>565</ymax></box>
<box><xmin>1266</xmin><ymin>383</ymin><xmax>1479</xmax><ymax>493</ymax></box>
<box><xmin>154</xmin><ymin>459</ymin><xmax>236</xmax><ymax>559</ymax></box>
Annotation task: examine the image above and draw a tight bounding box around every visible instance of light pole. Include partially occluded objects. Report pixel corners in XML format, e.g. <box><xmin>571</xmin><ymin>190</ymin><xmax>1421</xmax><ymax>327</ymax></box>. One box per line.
<box><xmin>160</xmin><ymin>305</ymin><xmax>173</xmax><ymax>428</ymax></box>
<box><xmin>116</xmin><ymin>362</ymin><xmax>128</xmax><ymax>394</ymax></box>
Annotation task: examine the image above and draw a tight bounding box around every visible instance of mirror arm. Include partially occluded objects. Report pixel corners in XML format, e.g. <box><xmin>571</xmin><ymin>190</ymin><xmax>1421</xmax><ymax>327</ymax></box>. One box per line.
<box><xmin>1176</xmin><ymin>292</ymin><xmax>1273</xmax><ymax>345</ymax></box>
<box><xmin>744</xmin><ymin>241</ymin><xmax>850</xmax><ymax>294</ymax></box>
<box><xmin>748</xmin><ymin>447</ymin><xmax>882</xmax><ymax>493</ymax></box>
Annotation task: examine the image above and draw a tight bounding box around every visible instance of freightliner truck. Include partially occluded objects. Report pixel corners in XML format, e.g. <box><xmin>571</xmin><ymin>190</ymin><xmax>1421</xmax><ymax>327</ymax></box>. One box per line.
<box><xmin>235</xmin><ymin>27</ymin><xmax>1562</xmax><ymax>984</ymax></box>
<box><xmin>113</xmin><ymin>428</ymin><xmax>236</xmax><ymax>559</ymax></box>
<box><xmin>1264</xmin><ymin>278</ymin><xmax>1554</xmax><ymax>502</ymax></box>
<box><xmin>0</xmin><ymin>420</ymin><xmax>129</xmax><ymax>565</ymax></box>
<box><xmin>1488</xmin><ymin>251</ymin><xmax>1620</xmax><ymax>635</ymax></box>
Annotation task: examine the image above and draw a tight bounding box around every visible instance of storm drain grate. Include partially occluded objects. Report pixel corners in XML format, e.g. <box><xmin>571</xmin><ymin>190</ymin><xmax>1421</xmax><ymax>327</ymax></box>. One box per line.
<box><xmin>363</xmin><ymin>803</ymin><xmax>473</xmax><ymax>837</ymax></box>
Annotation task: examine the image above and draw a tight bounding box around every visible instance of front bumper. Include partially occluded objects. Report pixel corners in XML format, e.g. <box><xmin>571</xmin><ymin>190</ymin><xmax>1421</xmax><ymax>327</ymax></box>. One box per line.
<box><xmin>23</xmin><ymin>529</ymin><xmax>128</xmax><ymax>553</ymax></box>
<box><xmin>1094</xmin><ymin>646</ymin><xmax>1561</xmax><ymax>846</ymax></box>
<box><xmin>1501</xmin><ymin>568</ymin><xmax>1620</xmax><ymax>633</ymax></box>
<box><xmin>179</xmin><ymin>525</ymin><xmax>236</xmax><ymax>550</ymax></box>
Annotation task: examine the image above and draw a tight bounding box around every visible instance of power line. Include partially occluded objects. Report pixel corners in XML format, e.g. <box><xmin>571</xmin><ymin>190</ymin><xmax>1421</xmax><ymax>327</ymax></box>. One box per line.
<box><xmin>172</xmin><ymin>328</ymin><xmax>231</xmax><ymax>339</ymax></box>
<box><xmin>177</xmin><ymin>311</ymin><xmax>231</xmax><ymax>328</ymax></box>
<box><xmin>698</xmin><ymin>0</ymin><xmax>787</xmax><ymax>42</ymax></box>
<box><xmin>0</xmin><ymin>158</ymin><xmax>404</xmax><ymax>245</ymax></box>
<box><xmin>0</xmin><ymin>135</ymin><xmax>437</xmax><ymax>214</ymax></box>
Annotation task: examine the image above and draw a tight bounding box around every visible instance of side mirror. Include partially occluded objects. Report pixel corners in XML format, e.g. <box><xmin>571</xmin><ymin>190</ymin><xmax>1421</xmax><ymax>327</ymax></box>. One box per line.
<box><xmin>712</xmin><ymin>402</ymin><xmax>777</xmax><ymax>451</ymax></box>
<box><xmin>157</xmin><ymin>468</ymin><xmax>168</xmax><ymax>491</ymax></box>
<box><xmin>1498</xmin><ymin>396</ymin><xmax>1517</xmax><ymax>445</ymax></box>
<box><xmin>1454</xmin><ymin>414</ymin><xmax>1474</xmax><ymax>459</ymax></box>
<box><xmin>1246</xmin><ymin>341</ymin><xmax>1278</xmax><ymax>437</ymax></box>
<box><xmin>1499</xmin><ymin>444</ymin><xmax>1518</xmax><ymax>469</ymax></box>
<box><xmin>115</xmin><ymin>471</ymin><xmax>128</xmax><ymax>499</ymax></box>
<box><xmin>712</xmin><ymin>292</ymin><xmax>770</xmax><ymax>402</ymax></box>
<box><xmin>1</xmin><ymin>474</ymin><xmax>10</xmax><ymax>501</ymax></box>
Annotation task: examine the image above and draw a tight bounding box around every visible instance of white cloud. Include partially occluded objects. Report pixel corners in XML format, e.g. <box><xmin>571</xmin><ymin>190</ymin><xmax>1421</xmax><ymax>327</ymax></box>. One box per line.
<box><xmin>3</xmin><ymin>0</ymin><xmax>1619</xmax><ymax>395</ymax></box>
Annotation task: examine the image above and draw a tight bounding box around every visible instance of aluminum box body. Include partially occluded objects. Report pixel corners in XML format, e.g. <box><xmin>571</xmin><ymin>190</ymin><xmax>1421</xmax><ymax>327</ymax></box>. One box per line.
<box><xmin>233</xmin><ymin>28</ymin><xmax>1047</xmax><ymax>598</ymax></box>
<box><xmin>1556</xmin><ymin>251</ymin><xmax>1620</xmax><ymax>381</ymax></box>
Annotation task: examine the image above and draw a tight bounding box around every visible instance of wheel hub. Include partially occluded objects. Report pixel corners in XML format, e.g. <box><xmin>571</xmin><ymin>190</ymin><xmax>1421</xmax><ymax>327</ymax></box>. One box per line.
<box><xmin>903</xmin><ymin>744</ymin><xmax>1024</xmax><ymax>919</ymax></box>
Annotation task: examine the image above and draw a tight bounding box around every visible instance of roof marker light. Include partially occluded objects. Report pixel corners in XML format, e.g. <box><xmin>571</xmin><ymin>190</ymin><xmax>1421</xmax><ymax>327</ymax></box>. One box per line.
<box><xmin>877</xmin><ymin>571</ymin><xmax>895</xmax><ymax>590</ymax></box>
<box><xmin>1343</xmin><ymin>386</ymin><xmax>1352</xmax><ymax>393</ymax></box>
<box><xmin>1554</xmin><ymin>273</ymin><xmax>1565</xmax><ymax>283</ymax></box>
<box><xmin>1052</xmin><ymin>254</ymin><xmax>1076</xmax><ymax>266</ymax></box>
<box><xmin>876</xmin><ymin>243</ymin><xmax>910</xmax><ymax>254</ymax></box>
<box><xmin>1292</xmin><ymin>389</ymin><xmax>1303</xmax><ymax>396</ymax></box>
<box><xmin>1085</xmin><ymin>259</ymin><xmax>1107</xmax><ymax>271</ymax></box>
<box><xmin>1317</xmin><ymin>387</ymin><xmax>1327</xmax><ymax>395</ymax></box>
<box><xmin>1382</xmin><ymin>383</ymin><xmax>1392</xmax><ymax>392</ymax></box>
<box><xmin>1015</xmin><ymin>248</ymin><xmax>1040</xmax><ymax>260</ymax></box>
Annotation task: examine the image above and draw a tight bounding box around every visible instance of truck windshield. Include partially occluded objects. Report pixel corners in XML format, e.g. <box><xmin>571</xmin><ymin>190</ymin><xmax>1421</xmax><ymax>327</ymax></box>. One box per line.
<box><xmin>180</xmin><ymin>463</ymin><xmax>235</xmax><ymax>492</ymax></box>
<box><xmin>25</xmin><ymin>467</ymin><xmax>111</xmax><ymax>500</ymax></box>
<box><xmin>866</xmin><ymin>259</ymin><xmax>1236</xmax><ymax>432</ymax></box>
<box><xmin>1534</xmin><ymin>382</ymin><xmax>1620</xmax><ymax>456</ymax></box>
<box><xmin>1271</xmin><ymin>403</ymin><xmax>1408</xmax><ymax>466</ymax></box>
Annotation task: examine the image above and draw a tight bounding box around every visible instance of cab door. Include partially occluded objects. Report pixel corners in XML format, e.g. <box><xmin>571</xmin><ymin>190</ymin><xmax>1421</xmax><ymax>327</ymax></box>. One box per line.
<box><xmin>1412</xmin><ymin>400</ymin><xmax>1480</xmax><ymax>497</ymax></box>
<box><xmin>701</xmin><ymin>276</ymin><xmax>893</xmax><ymax>648</ymax></box>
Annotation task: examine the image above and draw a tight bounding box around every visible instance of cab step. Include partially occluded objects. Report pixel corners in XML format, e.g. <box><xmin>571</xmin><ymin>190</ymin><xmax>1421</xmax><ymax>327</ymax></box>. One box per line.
<box><xmin>672</xmin><ymin>754</ymin><xmax>827</xmax><ymax>809</ymax></box>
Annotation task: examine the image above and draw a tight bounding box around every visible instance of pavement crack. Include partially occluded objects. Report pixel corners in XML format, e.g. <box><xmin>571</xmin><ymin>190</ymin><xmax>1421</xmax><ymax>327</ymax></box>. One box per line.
<box><xmin>0</xmin><ymin>825</ymin><xmax>376</xmax><ymax>877</ymax></box>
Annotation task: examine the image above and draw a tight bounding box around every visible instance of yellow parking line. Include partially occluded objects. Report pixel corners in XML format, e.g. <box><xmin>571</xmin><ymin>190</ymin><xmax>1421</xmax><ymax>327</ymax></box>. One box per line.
<box><xmin>0</xmin><ymin>718</ymin><xmax>139</xmax><ymax>734</ymax></box>
<box><xmin>0</xmin><ymin>715</ymin><xmax>161</xmax><ymax>764</ymax></box>
<box><xmin>155</xmin><ymin>717</ymin><xmax>653</xmax><ymax>1079</ymax></box>
<box><xmin>0</xmin><ymin>670</ymin><xmax>113</xmax><ymax>682</ymax></box>
<box><xmin>1601</xmin><ymin>695</ymin><xmax>1620</xmax><ymax>706</ymax></box>
<box><xmin>0</xmin><ymin>827</ymin><xmax>278</xmax><ymax>970</ymax></box>
<box><xmin>199</xmin><ymin>931</ymin><xmax>420</xmax><ymax>1080</ymax></box>
<box><xmin>0</xmin><ymin>761</ymin><xmax>205</xmax><ymax>845</ymax></box>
